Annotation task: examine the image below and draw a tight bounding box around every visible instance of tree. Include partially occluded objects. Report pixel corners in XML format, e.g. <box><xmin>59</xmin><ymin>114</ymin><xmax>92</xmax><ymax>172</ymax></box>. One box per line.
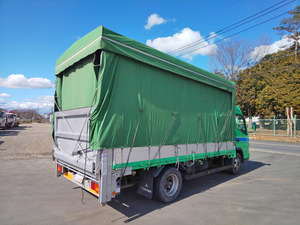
<box><xmin>236</xmin><ymin>48</ymin><xmax>300</xmax><ymax>119</ymax></box>
<box><xmin>13</xmin><ymin>109</ymin><xmax>43</xmax><ymax>121</ymax></box>
<box><xmin>236</xmin><ymin>68</ymin><xmax>264</xmax><ymax>120</ymax></box>
<box><xmin>255</xmin><ymin>50</ymin><xmax>300</xmax><ymax>118</ymax></box>
<box><xmin>274</xmin><ymin>6</ymin><xmax>300</xmax><ymax>59</ymax></box>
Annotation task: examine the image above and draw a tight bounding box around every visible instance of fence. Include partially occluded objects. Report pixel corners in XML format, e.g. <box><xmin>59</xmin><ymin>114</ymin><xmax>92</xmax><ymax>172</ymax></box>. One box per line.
<box><xmin>249</xmin><ymin>117</ymin><xmax>300</xmax><ymax>137</ymax></box>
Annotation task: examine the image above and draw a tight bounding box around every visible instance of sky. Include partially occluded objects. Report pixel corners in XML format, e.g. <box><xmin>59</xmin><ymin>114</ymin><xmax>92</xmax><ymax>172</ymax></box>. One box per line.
<box><xmin>0</xmin><ymin>0</ymin><xmax>299</xmax><ymax>113</ymax></box>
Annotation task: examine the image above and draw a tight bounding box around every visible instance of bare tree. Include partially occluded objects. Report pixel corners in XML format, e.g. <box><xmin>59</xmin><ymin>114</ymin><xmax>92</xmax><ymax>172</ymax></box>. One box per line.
<box><xmin>209</xmin><ymin>37</ymin><xmax>271</xmax><ymax>81</ymax></box>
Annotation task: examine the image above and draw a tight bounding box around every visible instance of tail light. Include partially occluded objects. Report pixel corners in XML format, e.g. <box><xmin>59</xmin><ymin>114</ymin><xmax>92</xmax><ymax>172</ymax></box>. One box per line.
<box><xmin>91</xmin><ymin>181</ymin><xmax>99</xmax><ymax>194</ymax></box>
<box><xmin>57</xmin><ymin>164</ymin><xmax>62</xmax><ymax>173</ymax></box>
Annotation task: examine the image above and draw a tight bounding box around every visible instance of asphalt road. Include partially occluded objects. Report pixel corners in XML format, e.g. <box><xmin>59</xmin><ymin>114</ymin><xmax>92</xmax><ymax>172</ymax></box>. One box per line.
<box><xmin>250</xmin><ymin>140</ymin><xmax>300</xmax><ymax>156</ymax></box>
<box><xmin>0</xmin><ymin>140</ymin><xmax>300</xmax><ymax>225</ymax></box>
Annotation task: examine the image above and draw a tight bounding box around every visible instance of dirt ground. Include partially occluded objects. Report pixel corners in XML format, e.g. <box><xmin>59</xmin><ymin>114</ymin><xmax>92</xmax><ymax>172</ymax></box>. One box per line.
<box><xmin>249</xmin><ymin>134</ymin><xmax>300</xmax><ymax>143</ymax></box>
<box><xmin>0</xmin><ymin>123</ymin><xmax>53</xmax><ymax>160</ymax></box>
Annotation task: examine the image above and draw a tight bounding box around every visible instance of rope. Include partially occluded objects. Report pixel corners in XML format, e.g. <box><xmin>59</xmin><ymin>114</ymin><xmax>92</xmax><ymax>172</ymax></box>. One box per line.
<box><xmin>147</xmin><ymin>146</ymin><xmax>151</xmax><ymax>170</ymax></box>
<box><xmin>218</xmin><ymin>123</ymin><xmax>233</xmax><ymax>156</ymax></box>
<box><xmin>175</xmin><ymin>145</ymin><xmax>180</xmax><ymax>170</ymax></box>
<box><xmin>149</xmin><ymin>113</ymin><xmax>177</xmax><ymax>167</ymax></box>
<box><xmin>214</xmin><ymin>110</ymin><xmax>233</xmax><ymax>156</ymax></box>
<box><xmin>120</xmin><ymin>109</ymin><xmax>143</xmax><ymax>178</ymax></box>
<box><xmin>198</xmin><ymin>115</ymin><xmax>207</xmax><ymax>159</ymax></box>
<box><xmin>53</xmin><ymin>99</ymin><xmax>86</xmax><ymax>154</ymax></box>
<box><xmin>81</xmin><ymin>118</ymin><xmax>89</xmax><ymax>204</ymax></box>
<box><xmin>216</xmin><ymin>110</ymin><xmax>233</xmax><ymax>155</ymax></box>
<box><xmin>186</xmin><ymin>144</ymin><xmax>189</xmax><ymax>163</ymax></box>
<box><xmin>71</xmin><ymin>87</ymin><xmax>99</xmax><ymax>156</ymax></box>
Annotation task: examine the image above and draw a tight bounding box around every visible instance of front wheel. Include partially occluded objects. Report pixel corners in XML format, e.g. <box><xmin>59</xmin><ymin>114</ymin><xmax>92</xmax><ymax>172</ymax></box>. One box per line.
<box><xmin>230</xmin><ymin>152</ymin><xmax>242</xmax><ymax>175</ymax></box>
<box><xmin>154</xmin><ymin>167</ymin><xmax>182</xmax><ymax>203</ymax></box>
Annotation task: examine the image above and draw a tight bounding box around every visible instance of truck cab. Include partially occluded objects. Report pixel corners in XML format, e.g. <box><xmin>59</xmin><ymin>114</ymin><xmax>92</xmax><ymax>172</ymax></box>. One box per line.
<box><xmin>235</xmin><ymin>105</ymin><xmax>250</xmax><ymax>162</ymax></box>
<box><xmin>0</xmin><ymin>111</ymin><xmax>7</xmax><ymax>128</ymax></box>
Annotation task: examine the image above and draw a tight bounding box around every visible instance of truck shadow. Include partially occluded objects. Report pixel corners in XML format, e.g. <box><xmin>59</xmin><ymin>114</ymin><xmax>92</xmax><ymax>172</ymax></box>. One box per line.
<box><xmin>0</xmin><ymin>125</ymin><xmax>31</xmax><ymax>137</ymax></box>
<box><xmin>107</xmin><ymin>160</ymin><xmax>269</xmax><ymax>223</ymax></box>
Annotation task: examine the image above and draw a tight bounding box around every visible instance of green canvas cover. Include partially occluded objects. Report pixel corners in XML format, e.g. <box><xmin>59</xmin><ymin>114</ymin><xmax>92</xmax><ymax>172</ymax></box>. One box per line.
<box><xmin>54</xmin><ymin>26</ymin><xmax>236</xmax><ymax>150</ymax></box>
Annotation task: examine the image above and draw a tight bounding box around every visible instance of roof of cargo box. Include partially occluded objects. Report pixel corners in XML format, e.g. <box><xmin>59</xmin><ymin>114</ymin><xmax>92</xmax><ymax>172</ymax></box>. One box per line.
<box><xmin>55</xmin><ymin>26</ymin><xmax>235</xmax><ymax>92</ymax></box>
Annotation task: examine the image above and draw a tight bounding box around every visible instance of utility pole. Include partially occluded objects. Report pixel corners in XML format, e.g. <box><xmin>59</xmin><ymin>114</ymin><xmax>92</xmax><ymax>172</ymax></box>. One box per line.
<box><xmin>286</xmin><ymin>107</ymin><xmax>294</xmax><ymax>137</ymax></box>
<box><xmin>286</xmin><ymin>107</ymin><xmax>290</xmax><ymax>136</ymax></box>
<box><xmin>290</xmin><ymin>107</ymin><xmax>294</xmax><ymax>137</ymax></box>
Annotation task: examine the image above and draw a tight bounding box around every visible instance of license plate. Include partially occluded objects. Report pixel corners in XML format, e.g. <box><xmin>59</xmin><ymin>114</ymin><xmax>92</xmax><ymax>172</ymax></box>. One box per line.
<box><xmin>75</xmin><ymin>173</ymin><xmax>84</xmax><ymax>183</ymax></box>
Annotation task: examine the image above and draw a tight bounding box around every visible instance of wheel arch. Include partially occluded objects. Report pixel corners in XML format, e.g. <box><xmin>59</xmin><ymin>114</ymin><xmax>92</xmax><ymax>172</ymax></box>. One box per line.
<box><xmin>236</xmin><ymin>148</ymin><xmax>244</xmax><ymax>163</ymax></box>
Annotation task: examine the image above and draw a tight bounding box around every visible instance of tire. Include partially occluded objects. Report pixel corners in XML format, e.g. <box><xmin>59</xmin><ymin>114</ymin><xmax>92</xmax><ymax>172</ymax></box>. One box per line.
<box><xmin>154</xmin><ymin>167</ymin><xmax>182</xmax><ymax>203</ymax></box>
<box><xmin>230</xmin><ymin>152</ymin><xmax>242</xmax><ymax>175</ymax></box>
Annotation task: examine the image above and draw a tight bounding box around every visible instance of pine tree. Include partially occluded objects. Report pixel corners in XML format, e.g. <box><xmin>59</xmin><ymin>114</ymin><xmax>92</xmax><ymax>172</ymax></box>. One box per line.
<box><xmin>274</xmin><ymin>6</ymin><xmax>300</xmax><ymax>59</ymax></box>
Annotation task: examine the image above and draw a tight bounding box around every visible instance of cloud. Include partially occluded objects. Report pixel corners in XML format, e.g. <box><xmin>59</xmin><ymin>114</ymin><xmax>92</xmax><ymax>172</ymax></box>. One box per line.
<box><xmin>0</xmin><ymin>93</ymin><xmax>11</xmax><ymax>98</ymax></box>
<box><xmin>0</xmin><ymin>74</ymin><xmax>54</xmax><ymax>89</ymax></box>
<box><xmin>250</xmin><ymin>36</ymin><xmax>295</xmax><ymax>60</ymax></box>
<box><xmin>146</xmin><ymin>27</ymin><xmax>217</xmax><ymax>60</ymax></box>
<box><xmin>0</xmin><ymin>95</ymin><xmax>54</xmax><ymax>112</ymax></box>
<box><xmin>145</xmin><ymin>14</ymin><xmax>167</xmax><ymax>30</ymax></box>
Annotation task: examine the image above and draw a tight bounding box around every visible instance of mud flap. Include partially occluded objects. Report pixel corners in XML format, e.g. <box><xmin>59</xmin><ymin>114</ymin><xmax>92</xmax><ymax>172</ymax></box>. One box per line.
<box><xmin>137</xmin><ymin>166</ymin><xmax>165</xmax><ymax>199</ymax></box>
<box><xmin>137</xmin><ymin>171</ymin><xmax>154</xmax><ymax>199</ymax></box>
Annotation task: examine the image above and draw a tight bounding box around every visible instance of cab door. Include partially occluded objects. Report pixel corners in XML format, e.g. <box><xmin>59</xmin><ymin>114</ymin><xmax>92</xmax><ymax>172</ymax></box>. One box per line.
<box><xmin>235</xmin><ymin>114</ymin><xmax>250</xmax><ymax>160</ymax></box>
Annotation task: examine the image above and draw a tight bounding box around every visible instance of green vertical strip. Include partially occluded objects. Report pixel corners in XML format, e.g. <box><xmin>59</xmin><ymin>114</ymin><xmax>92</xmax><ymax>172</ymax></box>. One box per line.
<box><xmin>294</xmin><ymin>115</ymin><xmax>297</xmax><ymax>138</ymax></box>
<box><xmin>273</xmin><ymin>116</ymin><xmax>276</xmax><ymax>136</ymax></box>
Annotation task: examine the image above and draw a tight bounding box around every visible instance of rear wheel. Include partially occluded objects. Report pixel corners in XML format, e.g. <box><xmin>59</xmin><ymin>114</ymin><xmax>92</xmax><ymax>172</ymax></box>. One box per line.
<box><xmin>154</xmin><ymin>167</ymin><xmax>182</xmax><ymax>203</ymax></box>
<box><xmin>230</xmin><ymin>152</ymin><xmax>242</xmax><ymax>175</ymax></box>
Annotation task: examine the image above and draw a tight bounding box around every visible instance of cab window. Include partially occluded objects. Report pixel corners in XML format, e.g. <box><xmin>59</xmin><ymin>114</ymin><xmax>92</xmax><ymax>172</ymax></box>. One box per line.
<box><xmin>236</xmin><ymin>115</ymin><xmax>247</xmax><ymax>135</ymax></box>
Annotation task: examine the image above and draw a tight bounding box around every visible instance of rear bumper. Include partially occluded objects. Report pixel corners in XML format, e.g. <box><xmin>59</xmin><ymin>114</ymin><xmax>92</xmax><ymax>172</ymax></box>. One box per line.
<box><xmin>56</xmin><ymin>160</ymin><xmax>100</xmax><ymax>197</ymax></box>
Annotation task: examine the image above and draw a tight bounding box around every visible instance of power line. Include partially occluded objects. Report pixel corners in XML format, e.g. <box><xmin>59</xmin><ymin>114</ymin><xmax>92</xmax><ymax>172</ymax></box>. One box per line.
<box><xmin>260</xmin><ymin>48</ymin><xmax>295</xmax><ymax>61</ymax></box>
<box><xmin>177</xmin><ymin>8</ymin><xmax>296</xmax><ymax>57</ymax></box>
<box><xmin>257</xmin><ymin>50</ymin><xmax>299</xmax><ymax>64</ymax></box>
<box><xmin>169</xmin><ymin>0</ymin><xmax>294</xmax><ymax>55</ymax></box>
<box><xmin>192</xmin><ymin>0</ymin><xmax>245</xmax><ymax>27</ymax></box>
<box><xmin>168</xmin><ymin>0</ymin><xmax>292</xmax><ymax>54</ymax></box>
<box><xmin>168</xmin><ymin>0</ymin><xmax>295</xmax><ymax>55</ymax></box>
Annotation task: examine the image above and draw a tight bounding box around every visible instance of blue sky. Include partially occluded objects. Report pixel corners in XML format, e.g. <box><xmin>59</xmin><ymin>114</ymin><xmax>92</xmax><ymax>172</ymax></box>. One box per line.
<box><xmin>0</xmin><ymin>0</ymin><xmax>298</xmax><ymax>113</ymax></box>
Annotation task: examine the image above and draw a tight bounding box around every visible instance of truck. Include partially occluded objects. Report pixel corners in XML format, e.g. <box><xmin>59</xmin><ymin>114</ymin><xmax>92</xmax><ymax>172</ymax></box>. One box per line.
<box><xmin>0</xmin><ymin>110</ymin><xmax>20</xmax><ymax>129</ymax></box>
<box><xmin>53</xmin><ymin>26</ymin><xmax>249</xmax><ymax>205</ymax></box>
<box><xmin>6</xmin><ymin>111</ymin><xmax>20</xmax><ymax>128</ymax></box>
<box><xmin>0</xmin><ymin>110</ymin><xmax>7</xmax><ymax>129</ymax></box>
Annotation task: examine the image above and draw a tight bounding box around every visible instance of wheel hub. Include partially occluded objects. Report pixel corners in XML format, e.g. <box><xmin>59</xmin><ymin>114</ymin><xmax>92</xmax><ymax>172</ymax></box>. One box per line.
<box><xmin>164</xmin><ymin>174</ymin><xmax>179</xmax><ymax>197</ymax></box>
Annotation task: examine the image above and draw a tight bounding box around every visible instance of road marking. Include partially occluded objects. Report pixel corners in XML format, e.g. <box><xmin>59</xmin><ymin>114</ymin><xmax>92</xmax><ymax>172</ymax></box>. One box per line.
<box><xmin>251</xmin><ymin>148</ymin><xmax>300</xmax><ymax>157</ymax></box>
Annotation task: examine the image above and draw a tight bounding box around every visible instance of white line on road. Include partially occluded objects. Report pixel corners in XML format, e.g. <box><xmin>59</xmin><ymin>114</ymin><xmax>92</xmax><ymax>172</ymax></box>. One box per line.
<box><xmin>251</xmin><ymin>148</ymin><xmax>300</xmax><ymax>157</ymax></box>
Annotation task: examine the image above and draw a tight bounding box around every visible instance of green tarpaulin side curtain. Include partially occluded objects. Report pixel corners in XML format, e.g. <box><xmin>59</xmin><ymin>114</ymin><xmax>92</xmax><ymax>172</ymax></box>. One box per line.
<box><xmin>53</xmin><ymin>26</ymin><xmax>236</xmax><ymax>150</ymax></box>
<box><xmin>89</xmin><ymin>51</ymin><xmax>234</xmax><ymax>150</ymax></box>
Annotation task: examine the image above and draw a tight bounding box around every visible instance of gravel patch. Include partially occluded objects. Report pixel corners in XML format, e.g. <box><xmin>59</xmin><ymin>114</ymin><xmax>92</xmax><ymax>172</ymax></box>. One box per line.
<box><xmin>0</xmin><ymin>123</ymin><xmax>53</xmax><ymax>160</ymax></box>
